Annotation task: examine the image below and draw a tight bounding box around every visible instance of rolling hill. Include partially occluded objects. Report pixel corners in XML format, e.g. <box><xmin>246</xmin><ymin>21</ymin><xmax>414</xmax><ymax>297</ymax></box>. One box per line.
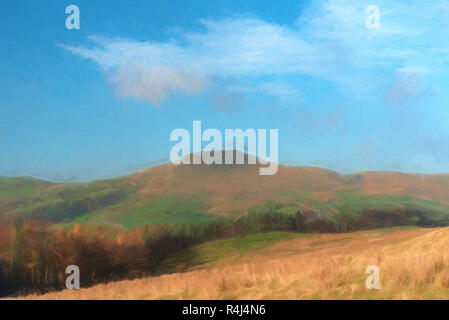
<box><xmin>2</xmin><ymin>154</ymin><xmax>449</xmax><ymax>230</ymax></box>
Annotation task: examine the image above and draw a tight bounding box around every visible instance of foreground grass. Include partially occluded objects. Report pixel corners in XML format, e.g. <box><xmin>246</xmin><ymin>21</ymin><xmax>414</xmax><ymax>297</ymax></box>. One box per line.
<box><xmin>14</xmin><ymin>227</ymin><xmax>449</xmax><ymax>300</ymax></box>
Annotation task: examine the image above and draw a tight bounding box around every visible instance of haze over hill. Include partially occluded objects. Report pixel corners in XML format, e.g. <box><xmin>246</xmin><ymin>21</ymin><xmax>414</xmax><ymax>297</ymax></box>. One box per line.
<box><xmin>1</xmin><ymin>152</ymin><xmax>449</xmax><ymax>230</ymax></box>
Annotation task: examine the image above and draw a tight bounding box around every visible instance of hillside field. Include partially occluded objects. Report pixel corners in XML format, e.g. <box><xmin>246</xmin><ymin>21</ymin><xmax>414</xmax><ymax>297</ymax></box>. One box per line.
<box><xmin>15</xmin><ymin>226</ymin><xmax>449</xmax><ymax>300</ymax></box>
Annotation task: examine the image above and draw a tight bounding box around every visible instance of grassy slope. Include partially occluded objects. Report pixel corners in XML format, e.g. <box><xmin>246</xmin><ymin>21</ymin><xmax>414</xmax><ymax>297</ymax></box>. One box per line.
<box><xmin>157</xmin><ymin>231</ymin><xmax>304</xmax><ymax>274</ymax></box>
<box><xmin>59</xmin><ymin>194</ymin><xmax>213</xmax><ymax>231</ymax></box>
<box><xmin>2</xmin><ymin>163</ymin><xmax>449</xmax><ymax>230</ymax></box>
<box><xmin>0</xmin><ymin>176</ymin><xmax>129</xmax><ymax>214</ymax></box>
<box><xmin>0</xmin><ymin>176</ymin><xmax>213</xmax><ymax>230</ymax></box>
<box><xmin>16</xmin><ymin>226</ymin><xmax>449</xmax><ymax>300</ymax></box>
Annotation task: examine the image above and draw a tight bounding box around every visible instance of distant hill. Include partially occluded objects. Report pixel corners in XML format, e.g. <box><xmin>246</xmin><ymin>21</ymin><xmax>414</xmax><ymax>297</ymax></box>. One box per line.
<box><xmin>2</xmin><ymin>153</ymin><xmax>449</xmax><ymax>230</ymax></box>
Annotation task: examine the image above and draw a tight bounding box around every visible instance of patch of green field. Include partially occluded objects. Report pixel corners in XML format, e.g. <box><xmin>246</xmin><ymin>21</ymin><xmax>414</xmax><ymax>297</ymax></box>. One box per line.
<box><xmin>157</xmin><ymin>231</ymin><xmax>305</xmax><ymax>274</ymax></box>
<box><xmin>0</xmin><ymin>177</ymin><xmax>50</xmax><ymax>197</ymax></box>
<box><xmin>60</xmin><ymin>194</ymin><xmax>213</xmax><ymax>230</ymax></box>
<box><xmin>282</xmin><ymin>189</ymin><xmax>449</xmax><ymax>216</ymax></box>
<box><xmin>328</xmin><ymin>189</ymin><xmax>449</xmax><ymax>225</ymax></box>
<box><xmin>0</xmin><ymin>177</ymin><xmax>54</xmax><ymax>212</ymax></box>
<box><xmin>329</xmin><ymin>189</ymin><xmax>448</xmax><ymax>213</ymax></box>
<box><xmin>111</xmin><ymin>194</ymin><xmax>212</xmax><ymax>230</ymax></box>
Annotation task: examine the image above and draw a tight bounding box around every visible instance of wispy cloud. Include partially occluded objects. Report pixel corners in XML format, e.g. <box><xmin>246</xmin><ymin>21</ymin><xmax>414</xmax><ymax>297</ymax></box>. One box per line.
<box><xmin>109</xmin><ymin>63</ymin><xmax>205</xmax><ymax>104</ymax></box>
<box><xmin>61</xmin><ymin>0</ymin><xmax>449</xmax><ymax>105</ymax></box>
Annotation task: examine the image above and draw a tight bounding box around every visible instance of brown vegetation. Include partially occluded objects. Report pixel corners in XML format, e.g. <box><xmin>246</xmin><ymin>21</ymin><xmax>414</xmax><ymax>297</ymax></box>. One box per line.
<box><xmin>130</xmin><ymin>163</ymin><xmax>449</xmax><ymax>215</ymax></box>
<box><xmin>15</xmin><ymin>227</ymin><xmax>449</xmax><ymax>300</ymax></box>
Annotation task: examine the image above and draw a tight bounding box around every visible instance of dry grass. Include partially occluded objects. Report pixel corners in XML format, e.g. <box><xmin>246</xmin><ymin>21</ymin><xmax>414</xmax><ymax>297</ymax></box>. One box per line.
<box><xmin>13</xmin><ymin>227</ymin><xmax>449</xmax><ymax>300</ymax></box>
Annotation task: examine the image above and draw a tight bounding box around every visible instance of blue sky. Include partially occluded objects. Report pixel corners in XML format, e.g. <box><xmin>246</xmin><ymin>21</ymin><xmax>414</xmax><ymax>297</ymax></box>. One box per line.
<box><xmin>1</xmin><ymin>0</ymin><xmax>449</xmax><ymax>181</ymax></box>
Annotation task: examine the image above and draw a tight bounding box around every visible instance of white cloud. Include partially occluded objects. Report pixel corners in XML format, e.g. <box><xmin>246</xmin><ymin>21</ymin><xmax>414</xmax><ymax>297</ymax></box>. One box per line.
<box><xmin>109</xmin><ymin>63</ymin><xmax>205</xmax><ymax>104</ymax></box>
<box><xmin>61</xmin><ymin>0</ymin><xmax>449</xmax><ymax>104</ymax></box>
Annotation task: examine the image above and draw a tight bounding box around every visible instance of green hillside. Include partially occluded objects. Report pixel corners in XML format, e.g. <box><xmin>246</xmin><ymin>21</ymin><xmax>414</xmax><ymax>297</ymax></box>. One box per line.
<box><xmin>2</xmin><ymin>162</ymin><xmax>449</xmax><ymax>231</ymax></box>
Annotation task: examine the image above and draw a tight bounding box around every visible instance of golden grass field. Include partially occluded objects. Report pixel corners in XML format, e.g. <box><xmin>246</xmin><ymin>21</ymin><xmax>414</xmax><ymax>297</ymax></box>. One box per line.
<box><xmin>14</xmin><ymin>226</ymin><xmax>449</xmax><ymax>300</ymax></box>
